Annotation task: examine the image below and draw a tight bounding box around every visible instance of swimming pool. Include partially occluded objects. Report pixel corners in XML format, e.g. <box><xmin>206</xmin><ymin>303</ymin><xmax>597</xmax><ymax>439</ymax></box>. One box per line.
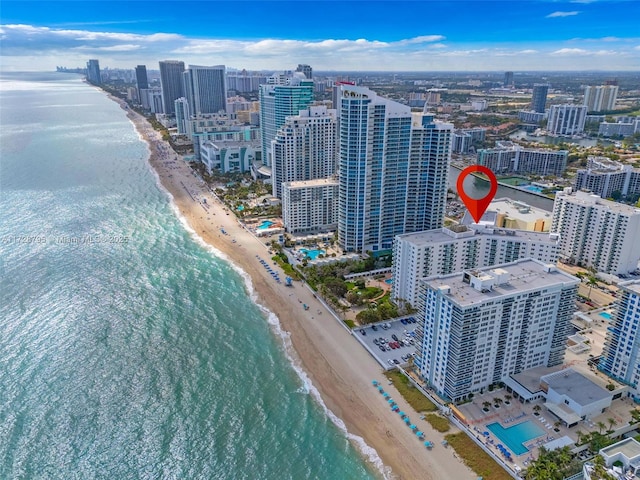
<box><xmin>300</xmin><ymin>248</ymin><xmax>325</xmax><ymax>260</ymax></box>
<box><xmin>256</xmin><ymin>220</ymin><xmax>274</xmax><ymax>231</ymax></box>
<box><xmin>600</xmin><ymin>312</ymin><xmax>612</xmax><ymax>320</ymax></box>
<box><xmin>522</xmin><ymin>185</ymin><xmax>543</xmax><ymax>193</ymax></box>
<box><xmin>236</xmin><ymin>205</ymin><xmax>245</xmax><ymax>211</ymax></box>
<box><xmin>487</xmin><ymin>421</ymin><xmax>545</xmax><ymax>455</ymax></box>
<box><xmin>385</xmin><ymin>278</ymin><xmax>393</xmax><ymax>284</ymax></box>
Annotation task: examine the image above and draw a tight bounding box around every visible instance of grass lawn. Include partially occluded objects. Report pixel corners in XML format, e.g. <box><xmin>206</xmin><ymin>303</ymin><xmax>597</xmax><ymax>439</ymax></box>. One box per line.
<box><xmin>445</xmin><ymin>432</ymin><xmax>512</xmax><ymax>480</ymax></box>
<box><xmin>384</xmin><ymin>371</ymin><xmax>437</xmax><ymax>413</ymax></box>
<box><xmin>425</xmin><ymin>413</ymin><xmax>450</xmax><ymax>433</ymax></box>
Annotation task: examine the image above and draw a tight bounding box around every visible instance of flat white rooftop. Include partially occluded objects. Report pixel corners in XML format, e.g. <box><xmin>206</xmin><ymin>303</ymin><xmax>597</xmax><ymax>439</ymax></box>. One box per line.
<box><xmin>396</xmin><ymin>224</ymin><xmax>557</xmax><ymax>246</ymax></box>
<box><xmin>425</xmin><ymin>258</ymin><xmax>579</xmax><ymax>307</ymax></box>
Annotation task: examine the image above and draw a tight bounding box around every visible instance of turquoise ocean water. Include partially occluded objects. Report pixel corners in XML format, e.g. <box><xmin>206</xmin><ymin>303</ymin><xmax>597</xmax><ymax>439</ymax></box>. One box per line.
<box><xmin>0</xmin><ymin>72</ymin><xmax>379</xmax><ymax>480</ymax></box>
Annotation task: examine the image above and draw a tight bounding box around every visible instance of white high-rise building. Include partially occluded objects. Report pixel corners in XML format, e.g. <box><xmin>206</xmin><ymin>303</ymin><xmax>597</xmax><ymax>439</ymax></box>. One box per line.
<box><xmin>282</xmin><ymin>178</ymin><xmax>339</xmax><ymax>234</ymax></box>
<box><xmin>338</xmin><ymin>85</ymin><xmax>452</xmax><ymax>253</ymax></box>
<box><xmin>551</xmin><ymin>189</ymin><xmax>640</xmax><ymax>275</ymax></box>
<box><xmin>584</xmin><ymin>85</ymin><xmax>619</xmax><ymax>113</ymax></box>
<box><xmin>405</xmin><ymin>113</ymin><xmax>453</xmax><ymax>233</ymax></box>
<box><xmin>599</xmin><ymin>281</ymin><xmax>640</xmax><ymax>400</ymax></box>
<box><xmin>416</xmin><ymin>259</ymin><xmax>579</xmax><ymax>402</ymax></box>
<box><xmin>259</xmin><ymin>74</ymin><xmax>314</xmax><ymax>170</ymax></box>
<box><xmin>392</xmin><ymin>224</ymin><xmax>560</xmax><ymax>307</ymax></box>
<box><xmin>547</xmin><ymin>105</ymin><xmax>587</xmax><ymax>135</ymax></box>
<box><xmin>271</xmin><ymin>106</ymin><xmax>337</xmax><ymax>199</ymax></box>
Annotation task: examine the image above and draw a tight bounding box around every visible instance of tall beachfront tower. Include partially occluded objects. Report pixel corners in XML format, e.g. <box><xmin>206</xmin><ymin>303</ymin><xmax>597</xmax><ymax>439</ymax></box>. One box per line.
<box><xmin>416</xmin><ymin>259</ymin><xmax>579</xmax><ymax>402</ymax></box>
<box><xmin>259</xmin><ymin>74</ymin><xmax>314</xmax><ymax>169</ymax></box>
<box><xmin>551</xmin><ymin>189</ymin><xmax>640</xmax><ymax>275</ymax></box>
<box><xmin>135</xmin><ymin>65</ymin><xmax>148</xmax><ymax>98</ymax></box>
<box><xmin>86</xmin><ymin>59</ymin><xmax>101</xmax><ymax>85</ymax></box>
<box><xmin>183</xmin><ymin>65</ymin><xmax>227</xmax><ymax>115</ymax></box>
<box><xmin>405</xmin><ymin>113</ymin><xmax>453</xmax><ymax>233</ymax></box>
<box><xmin>338</xmin><ymin>86</ymin><xmax>453</xmax><ymax>253</ymax></box>
<box><xmin>599</xmin><ymin>281</ymin><xmax>640</xmax><ymax>400</ymax></box>
<box><xmin>530</xmin><ymin>84</ymin><xmax>549</xmax><ymax>113</ymax></box>
<box><xmin>338</xmin><ymin>85</ymin><xmax>412</xmax><ymax>253</ymax></box>
<box><xmin>159</xmin><ymin>60</ymin><xmax>185</xmax><ymax>115</ymax></box>
<box><xmin>271</xmin><ymin>106</ymin><xmax>337</xmax><ymax>199</ymax></box>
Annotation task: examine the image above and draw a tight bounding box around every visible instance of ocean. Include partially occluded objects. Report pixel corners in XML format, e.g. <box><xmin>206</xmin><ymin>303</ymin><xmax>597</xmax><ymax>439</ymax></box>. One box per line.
<box><xmin>0</xmin><ymin>72</ymin><xmax>379</xmax><ymax>480</ymax></box>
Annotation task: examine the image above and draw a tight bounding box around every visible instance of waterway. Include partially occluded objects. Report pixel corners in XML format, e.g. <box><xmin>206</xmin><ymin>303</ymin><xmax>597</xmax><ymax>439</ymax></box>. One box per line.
<box><xmin>509</xmin><ymin>130</ymin><xmax>614</xmax><ymax>148</ymax></box>
<box><xmin>448</xmin><ymin>166</ymin><xmax>555</xmax><ymax>212</ymax></box>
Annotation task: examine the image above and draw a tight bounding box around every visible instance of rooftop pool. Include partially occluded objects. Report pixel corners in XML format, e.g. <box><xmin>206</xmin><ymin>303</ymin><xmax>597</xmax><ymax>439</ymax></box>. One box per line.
<box><xmin>487</xmin><ymin>420</ymin><xmax>545</xmax><ymax>456</ymax></box>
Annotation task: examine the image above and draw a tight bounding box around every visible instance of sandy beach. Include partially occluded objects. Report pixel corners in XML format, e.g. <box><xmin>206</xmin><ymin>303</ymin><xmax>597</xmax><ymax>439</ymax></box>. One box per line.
<box><xmin>115</xmin><ymin>98</ymin><xmax>476</xmax><ymax>480</ymax></box>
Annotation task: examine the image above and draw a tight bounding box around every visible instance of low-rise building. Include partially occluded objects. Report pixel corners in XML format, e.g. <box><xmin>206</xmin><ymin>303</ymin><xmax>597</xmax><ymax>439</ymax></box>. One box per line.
<box><xmin>461</xmin><ymin>198</ymin><xmax>553</xmax><ymax>232</ymax></box>
<box><xmin>200</xmin><ymin>140</ymin><xmax>260</xmax><ymax>174</ymax></box>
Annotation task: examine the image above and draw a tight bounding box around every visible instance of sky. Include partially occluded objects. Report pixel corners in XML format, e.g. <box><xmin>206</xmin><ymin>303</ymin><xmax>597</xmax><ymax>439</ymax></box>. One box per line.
<box><xmin>1</xmin><ymin>0</ymin><xmax>639</xmax><ymax>72</ymax></box>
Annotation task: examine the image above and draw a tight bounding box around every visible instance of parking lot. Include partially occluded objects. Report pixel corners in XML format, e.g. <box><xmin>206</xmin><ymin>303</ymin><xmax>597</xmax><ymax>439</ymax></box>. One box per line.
<box><xmin>353</xmin><ymin>316</ymin><xmax>419</xmax><ymax>370</ymax></box>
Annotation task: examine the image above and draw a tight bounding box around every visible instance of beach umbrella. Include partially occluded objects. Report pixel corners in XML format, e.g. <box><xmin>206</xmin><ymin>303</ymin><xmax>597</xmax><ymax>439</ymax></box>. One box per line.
<box><xmin>410</xmin><ymin>424</ymin><xmax>417</xmax><ymax>430</ymax></box>
<box><xmin>416</xmin><ymin>431</ymin><xmax>423</xmax><ymax>437</ymax></box>
<box><xmin>398</xmin><ymin>411</ymin><xmax>405</xmax><ymax>417</ymax></box>
<box><xmin>404</xmin><ymin>418</ymin><xmax>411</xmax><ymax>424</ymax></box>
<box><xmin>372</xmin><ymin>380</ymin><xmax>378</xmax><ymax>386</ymax></box>
<box><xmin>382</xmin><ymin>392</ymin><xmax>389</xmax><ymax>398</ymax></box>
<box><xmin>483</xmin><ymin>431</ymin><xmax>490</xmax><ymax>436</ymax></box>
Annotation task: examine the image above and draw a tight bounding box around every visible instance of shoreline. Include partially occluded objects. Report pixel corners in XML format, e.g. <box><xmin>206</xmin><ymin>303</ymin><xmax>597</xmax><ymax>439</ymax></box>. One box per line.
<box><xmin>111</xmin><ymin>95</ymin><xmax>476</xmax><ymax>480</ymax></box>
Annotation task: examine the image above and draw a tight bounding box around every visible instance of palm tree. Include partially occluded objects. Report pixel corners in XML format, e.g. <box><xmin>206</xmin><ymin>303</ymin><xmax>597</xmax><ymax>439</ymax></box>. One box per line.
<box><xmin>533</xmin><ymin>405</ymin><xmax>542</xmax><ymax>415</ymax></box>
<box><xmin>482</xmin><ymin>401</ymin><xmax>491</xmax><ymax>411</ymax></box>
<box><xmin>505</xmin><ymin>394</ymin><xmax>512</xmax><ymax>404</ymax></box>
<box><xmin>553</xmin><ymin>420</ymin><xmax>562</xmax><ymax>430</ymax></box>
<box><xmin>494</xmin><ymin>397</ymin><xmax>503</xmax><ymax>408</ymax></box>
<box><xmin>576</xmin><ymin>430</ymin><xmax>586</xmax><ymax>445</ymax></box>
<box><xmin>607</xmin><ymin>417</ymin><xmax>617</xmax><ymax>431</ymax></box>
<box><xmin>596</xmin><ymin>421</ymin><xmax>606</xmax><ymax>434</ymax></box>
<box><xmin>587</xmin><ymin>276</ymin><xmax>598</xmax><ymax>300</ymax></box>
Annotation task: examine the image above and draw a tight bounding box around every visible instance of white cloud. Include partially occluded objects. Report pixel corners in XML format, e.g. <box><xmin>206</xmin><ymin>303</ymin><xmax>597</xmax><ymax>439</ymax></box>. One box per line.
<box><xmin>1</xmin><ymin>23</ymin><xmax>639</xmax><ymax>72</ymax></box>
<box><xmin>546</xmin><ymin>11</ymin><xmax>580</xmax><ymax>18</ymax></box>
<box><xmin>551</xmin><ymin>48</ymin><xmax>590</xmax><ymax>55</ymax></box>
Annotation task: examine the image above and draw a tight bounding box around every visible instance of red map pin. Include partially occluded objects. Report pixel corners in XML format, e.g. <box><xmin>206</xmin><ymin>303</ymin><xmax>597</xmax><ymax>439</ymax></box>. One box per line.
<box><xmin>456</xmin><ymin>165</ymin><xmax>498</xmax><ymax>223</ymax></box>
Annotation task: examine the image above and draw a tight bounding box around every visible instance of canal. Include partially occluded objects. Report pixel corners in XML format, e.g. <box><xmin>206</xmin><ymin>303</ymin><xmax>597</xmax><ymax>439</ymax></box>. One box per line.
<box><xmin>448</xmin><ymin>165</ymin><xmax>555</xmax><ymax>212</ymax></box>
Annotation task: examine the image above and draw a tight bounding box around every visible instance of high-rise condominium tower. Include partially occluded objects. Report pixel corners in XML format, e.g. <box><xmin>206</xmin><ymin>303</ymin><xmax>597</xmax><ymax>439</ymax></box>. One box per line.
<box><xmin>583</xmin><ymin>85</ymin><xmax>619</xmax><ymax>113</ymax></box>
<box><xmin>337</xmin><ymin>85</ymin><xmax>452</xmax><ymax>253</ymax></box>
<box><xmin>159</xmin><ymin>60</ymin><xmax>185</xmax><ymax>115</ymax></box>
<box><xmin>416</xmin><ymin>259</ymin><xmax>578</xmax><ymax>402</ymax></box>
<box><xmin>530</xmin><ymin>84</ymin><xmax>549</xmax><ymax>113</ymax></box>
<box><xmin>135</xmin><ymin>65</ymin><xmax>148</xmax><ymax>93</ymax></box>
<box><xmin>182</xmin><ymin>65</ymin><xmax>227</xmax><ymax>115</ymax></box>
<box><xmin>271</xmin><ymin>106</ymin><xmax>337</xmax><ymax>199</ymax></box>
<box><xmin>259</xmin><ymin>73</ymin><xmax>314</xmax><ymax>168</ymax></box>
<box><xmin>86</xmin><ymin>59</ymin><xmax>101</xmax><ymax>85</ymax></box>
<box><xmin>551</xmin><ymin>189</ymin><xmax>640</xmax><ymax>275</ymax></box>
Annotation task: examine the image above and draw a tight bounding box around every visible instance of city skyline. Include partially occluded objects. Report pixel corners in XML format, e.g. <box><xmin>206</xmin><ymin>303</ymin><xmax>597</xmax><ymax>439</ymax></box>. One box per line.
<box><xmin>1</xmin><ymin>0</ymin><xmax>639</xmax><ymax>72</ymax></box>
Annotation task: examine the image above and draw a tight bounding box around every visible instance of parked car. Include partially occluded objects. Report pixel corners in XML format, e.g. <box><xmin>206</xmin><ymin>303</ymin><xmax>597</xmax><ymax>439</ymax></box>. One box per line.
<box><xmin>373</xmin><ymin>339</ymin><xmax>380</xmax><ymax>345</ymax></box>
<box><xmin>392</xmin><ymin>334</ymin><xmax>399</xmax><ymax>341</ymax></box>
<box><xmin>379</xmin><ymin>345</ymin><xmax>385</xmax><ymax>352</ymax></box>
<box><xmin>372</xmin><ymin>325</ymin><xmax>378</xmax><ymax>331</ymax></box>
<box><xmin>360</xmin><ymin>329</ymin><xmax>366</xmax><ymax>336</ymax></box>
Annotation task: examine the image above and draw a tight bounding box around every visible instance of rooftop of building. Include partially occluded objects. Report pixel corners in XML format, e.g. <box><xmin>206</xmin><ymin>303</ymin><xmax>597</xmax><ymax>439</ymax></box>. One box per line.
<box><xmin>600</xmin><ymin>438</ymin><xmax>640</xmax><ymax>463</ymax></box>
<box><xmin>201</xmin><ymin>139</ymin><xmax>261</xmax><ymax>148</ymax></box>
<box><xmin>424</xmin><ymin>258</ymin><xmax>579</xmax><ymax>306</ymax></box>
<box><xmin>541</xmin><ymin>368</ymin><xmax>611</xmax><ymax>406</ymax></box>
<box><xmin>395</xmin><ymin>222</ymin><xmax>557</xmax><ymax>246</ymax></box>
<box><xmin>510</xmin><ymin>365</ymin><xmax>563</xmax><ymax>395</ymax></box>
<box><xmin>556</xmin><ymin>189</ymin><xmax>640</xmax><ymax>215</ymax></box>
<box><xmin>619</xmin><ymin>280</ymin><xmax>640</xmax><ymax>296</ymax></box>
<box><xmin>282</xmin><ymin>178</ymin><xmax>339</xmax><ymax>189</ymax></box>
<box><xmin>460</xmin><ymin>197</ymin><xmax>553</xmax><ymax>225</ymax></box>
